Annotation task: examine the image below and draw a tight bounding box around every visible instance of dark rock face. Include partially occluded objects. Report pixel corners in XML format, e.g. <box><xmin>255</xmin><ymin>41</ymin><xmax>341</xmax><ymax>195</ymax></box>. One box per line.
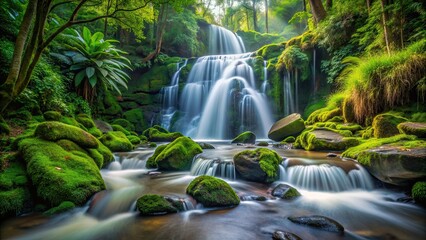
<box><xmin>288</xmin><ymin>215</ymin><xmax>344</xmax><ymax>233</ymax></box>
<box><xmin>272</xmin><ymin>231</ymin><xmax>302</xmax><ymax>240</ymax></box>
<box><xmin>268</xmin><ymin>113</ymin><xmax>305</xmax><ymax>141</ymax></box>
<box><xmin>271</xmin><ymin>184</ymin><xmax>301</xmax><ymax>200</ymax></box>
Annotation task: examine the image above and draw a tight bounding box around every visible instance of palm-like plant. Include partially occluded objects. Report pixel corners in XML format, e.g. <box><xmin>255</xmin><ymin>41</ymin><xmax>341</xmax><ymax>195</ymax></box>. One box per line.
<box><xmin>63</xmin><ymin>27</ymin><xmax>131</xmax><ymax>103</ymax></box>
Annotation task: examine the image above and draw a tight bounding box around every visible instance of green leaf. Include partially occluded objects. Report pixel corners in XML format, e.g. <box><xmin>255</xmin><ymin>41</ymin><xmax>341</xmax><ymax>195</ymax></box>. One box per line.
<box><xmin>88</xmin><ymin>75</ymin><xmax>97</xmax><ymax>87</ymax></box>
<box><xmin>92</xmin><ymin>32</ymin><xmax>104</xmax><ymax>43</ymax></box>
<box><xmin>82</xmin><ymin>27</ymin><xmax>91</xmax><ymax>43</ymax></box>
<box><xmin>74</xmin><ymin>70</ymin><xmax>86</xmax><ymax>87</ymax></box>
<box><xmin>94</xmin><ymin>60</ymin><xmax>104</xmax><ymax>67</ymax></box>
<box><xmin>86</xmin><ymin>67</ymin><xmax>95</xmax><ymax>79</ymax></box>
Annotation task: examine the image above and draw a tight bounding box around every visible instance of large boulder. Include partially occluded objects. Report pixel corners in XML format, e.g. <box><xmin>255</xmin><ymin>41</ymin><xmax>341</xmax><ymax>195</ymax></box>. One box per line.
<box><xmin>372</xmin><ymin>113</ymin><xmax>407</xmax><ymax>138</ymax></box>
<box><xmin>142</xmin><ymin>126</ymin><xmax>183</xmax><ymax>142</ymax></box>
<box><xmin>288</xmin><ymin>215</ymin><xmax>344</xmax><ymax>233</ymax></box>
<box><xmin>146</xmin><ymin>137</ymin><xmax>202</xmax><ymax>171</ymax></box>
<box><xmin>231</xmin><ymin>131</ymin><xmax>256</xmax><ymax>144</ymax></box>
<box><xmin>136</xmin><ymin>194</ymin><xmax>183</xmax><ymax>215</ymax></box>
<box><xmin>99</xmin><ymin>131</ymin><xmax>133</xmax><ymax>152</ymax></box>
<box><xmin>186</xmin><ymin>176</ymin><xmax>240</xmax><ymax>207</ymax></box>
<box><xmin>398</xmin><ymin>122</ymin><xmax>426</xmax><ymax>138</ymax></box>
<box><xmin>294</xmin><ymin>129</ymin><xmax>359</xmax><ymax>151</ymax></box>
<box><xmin>234</xmin><ymin>148</ymin><xmax>282</xmax><ymax>183</ymax></box>
<box><xmin>268</xmin><ymin>113</ymin><xmax>305</xmax><ymax>141</ymax></box>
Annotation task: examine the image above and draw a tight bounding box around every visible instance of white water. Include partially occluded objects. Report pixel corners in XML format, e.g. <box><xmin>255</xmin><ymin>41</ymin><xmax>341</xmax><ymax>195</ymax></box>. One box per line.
<box><xmin>261</xmin><ymin>60</ymin><xmax>269</xmax><ymax>94</ymax></box>
<box><xmin>190</xmin><ymin>157</ymin><xmax>236</xmax><ymax>180</ymax></box>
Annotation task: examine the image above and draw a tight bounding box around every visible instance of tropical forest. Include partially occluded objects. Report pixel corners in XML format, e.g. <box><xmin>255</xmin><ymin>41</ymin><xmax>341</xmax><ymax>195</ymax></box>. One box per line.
<box><xmin>0</xmin><ymin>0</ymin><xmax>425</xmax><ymax>239</ymax></box>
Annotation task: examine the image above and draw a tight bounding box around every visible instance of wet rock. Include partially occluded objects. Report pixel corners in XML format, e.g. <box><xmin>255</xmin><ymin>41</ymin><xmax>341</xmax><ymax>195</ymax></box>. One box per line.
<box><xmin>272</xmin><ymin>231</ymin><xmax>302</xmax><ymax>240</ymax></box>
<box><xmin>271</xmin><ymin>184</ymin><xmax>301</xmax><ymax>200</ymax></box>
<box><xmin>326</xmin><ymin>153</ymin><xmax>338</xmax><ymax>158</ymax></box>
<box><xmin>398</xmin><ymin>122</ymin><xmax>426</xmax><ymax>138</ymax></box>
<box><xmin>372</xmin><ymin>113</ymin><xmax>407</xmax><ymax>138</ymax></box>
<box><xmin>94</xmin><ymin>120</ymin><xmax>113</xmax><ymax>133</ymax></box>
<box><xmin>239</xmin><ymin>194</ymin><xmax>268</xmax><ymax>201</ymax></box>
<box><xmin>197</xmin><ymin>142</ymin><xmax>215</xmax><ymax>149</ymax></box>
<box><xmin>234</xmin><ymin>148</ymin><xmax>282</xmax><ymax>183</ymax></box>
<box><xmin>257</xmin><ymin>141</ymin><xmax>269</xmax><ymax>146</ymax></box>
<box><xmin>148</xmin><ymin>171</ymin><xmax>161</xmax><ymax>176</ymax></box>
<box><xmin>231</xmin><ymin>131</ymin><xmax>256</xmax><ymax>144</ymax></box>
<box><xmin>268</xmin><ymin>113</ymin><xmax>305</xmax><ymax>141</ymax></box>
<box><xmin>136</xmin><ymin>194</ymin><xmax>182</xmax><ymax>216</ymax></box>
<box><xmin>288</xmin><ymin>215</ymin><xmax>344</xmax><ymax>233</ymax></box>
<box><xmin>294</xmin><ymin>130</ymin><xmax>359</xmax><ymax>151</ymax></box>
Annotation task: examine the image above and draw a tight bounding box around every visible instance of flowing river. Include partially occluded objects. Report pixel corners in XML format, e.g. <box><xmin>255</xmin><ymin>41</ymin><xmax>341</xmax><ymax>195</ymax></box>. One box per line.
<box><xmin>1</xmin><ymin>142</ymin><xmax>425</xmax><ymax>240</ymax></box>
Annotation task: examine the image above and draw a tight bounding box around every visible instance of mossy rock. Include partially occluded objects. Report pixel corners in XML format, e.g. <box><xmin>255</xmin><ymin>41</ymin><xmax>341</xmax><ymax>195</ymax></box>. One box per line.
<box><xmin>127</xmin><ymin>135</ymin><xmax>141</xmax><ymax>145</ymax></box>
<box><xmin>111</xmin><ymin>124</ymin><xmax>131</xmax><ymax>136</ymax></box>
<box><xmin>142</xmin><ymin>125</ymin><xmax>168</xmax><ymax>137</ymax></box>
<box><xmin>268</xmin><ymin>113</ymin><xmax>305</xmax><ymax>141</ymax></box>
<box><xmin>197</xmin><ymin>142</ymin><xmax>215</xmax><ymax>149</ymax></box>
<box><xmin>136</xmin><ymin>194</ymin><xmax>181</xmax><ymax>216</ymax></box>
<box><xmin>0</xmin><ymin>187</ymin><xmax>30</xmax><ymax>218</ymax></box>
<box><xmin>123</xmin><ymin>109</ymin><xmax>147</xmax><ymax>133</ymax></box>
<box><xmin>271</xmin><ymin>184</ymin><xmax>301</xmax><ymax>200</ymax></box>
<box><xmin>287</xmin><ymin>215</ymin><xmax>344</xmax><ymax>233</ymax></box>
<box><xmin>257</xmin><ymin>141</ymin><xmax>269</xmax><ymax>146</ymax></box>
<box><xmin>234</xmin><ymin>148</ymin><xmax>282</xmax><ymax>183</ymax></box>
<box><xmin>43</xmin><ymin>111</ymin><xmax>62</xmax><ymax>121</ymax></box>
<box><xmin>398</xmin><ymin>122</ymin><xmax>426</xmax><ymax>138</ymax></box>
<box><xmin>102</xmin><ymin>91</ymin><xmax>122</xmax><ymax>116</ymax></box>
<box><xmin>412</xmin><ymin>181</ymin><xmax>426</xmax><ymax>206</ymax></box>
<box><xmin>119</xmin><ymin>101</ymin><xmax>139</xmax><ymax>110</ymax></box>
<box><xmin>372</xmin><ymin>113</ymin><xmax>408</xmax><ymax>138</ymax></box>
<box><xmin>99</xmin><ymin>131</ymin><xmax>133</xmax><ymax>152</ymax></box>
<box><xmin>281</xmin><ymin>136</ymin><xmax>295</xmax><ymax>143</ymax></box>
<box><xmin>35</xmin><ymin>121</ymin><xmax>98</xmax><ymax>149</ymax></box>
<box><xmin>146</xmin><ymin>144</ymin><xmax>167</xmax><ymax>168</ymax></box>
<box><xmin>143</xmin><ymin>127</ymin><xmax>183</xmax><ymax>142</ymax></box>
<box><xmin>306</xmin><ymin>107</ymin><xmax>342</xmax><ymax>125</ymax></box>
<box><xmin>44</xmin><ymin>201</ymin><xmax>75</xmax><ymax>216</ymax></box>
<box><xmin>342</xmin><ymin>98</ymin><xmax>356</xmax><ymax>123</ymax></box>
<box><xmin>112</xmin><ymin>118</ymin><xmax>135</xmax><ymax>132</ymax></box>
<box><xmin>147</xmin><ymin>137</ymin><xmax>202</xmax><ymax>171</ymax></box>
<box><xmin>76</xmin><ymin>114</ymin><xmax>95</xmax><ymax>128</ymax></box>
<box><xmin>94</xmin><ymin>120</ymin><xmax>113</xmax><ymax>133</ymax></box>
<box><xmin>7</xmin><ymin>110</ymin><xmax>33</xmax><ymax>121</ymax></box>
<box><xmin>18</xmin><ymin>138</ymin><xmax>105</xmax><ymax>206</ymax></box>
<box><xmin>294</xmin><ymin>129</ymin><xmax>359</xmax><ymax>151</ymax></box>
<box><xmin>186</xmin><ymin>176</ymin><xmax>240</xmax><ymax>207</ymax></box>
<box><xmin>231</xmin><ymin>131</ymin><xmax>256</xmax><ymax>144</ymax></box>
<box><xmin>95</xmin><ymin>139</ymin><xmax>114</xmax><ymax>167</ymax></box>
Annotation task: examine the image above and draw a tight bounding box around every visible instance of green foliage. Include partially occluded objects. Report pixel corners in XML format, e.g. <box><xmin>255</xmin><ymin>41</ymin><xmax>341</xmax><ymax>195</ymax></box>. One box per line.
<box><xmin>186</xmin><ymin>176</ymin><xmax>240</xmax><ymax>207</ymax></box>
<box><xmin>44</xmin><ymin>201</ymin><xmax>75</xmax><ymax>216</ymax></box>
<box><xmin>123</xmin><ymin>109</ymin><xmax>146</xmax><ymax>133</ymax></box>
<box><xmin>99</xmin><ymin>131</ymin><xmax>133</xmax><ymax>152</ymax></box>
<box><xmin>276</xmin><ymin>46</ymin><xmax>309</xmax><ymax>80</ymax></box>
<box><xmin>44</xmin><ymin>111</ymin><xmax>62</xmax><ymax>121</ymax></box>
<box><xmin>61</xmin><ymin>27</ymin><xmax>131</xmax><ymax>102</ymax></box>
<box><xmin>136</xmin><ymin>194</ymin><xmax>179</xmax><ymax>216</ymax></box>
<box><xmin>412</xmin><ymin>181</ymin><xmax>426</xmax><ymax>206</ymax></box>
<box><xmin>0</xmin><ymin>38</ymin><xmax>14</xmax><ymax>82</ymax></box>
<box><xmin>112</xmin><ymin>119</ymin><xmax>135</xmax><ymax>132</ymax></box>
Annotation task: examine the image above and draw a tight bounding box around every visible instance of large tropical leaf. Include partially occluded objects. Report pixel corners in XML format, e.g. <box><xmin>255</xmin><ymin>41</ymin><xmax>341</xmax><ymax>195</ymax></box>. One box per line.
<box><xmin>86</xmin><ymin>67</ymin><xmax>95</xmax><ymax>79</ymax></box>
<box><xmin>74</xmin><ymin>70</ymin><xmax>86</xmax><ymax>87</ymax></box>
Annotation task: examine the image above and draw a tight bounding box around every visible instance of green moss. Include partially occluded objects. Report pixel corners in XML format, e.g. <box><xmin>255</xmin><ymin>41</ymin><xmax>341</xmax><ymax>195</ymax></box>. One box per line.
<box><xmin>143</xmin><ymin>127</ymin><xmax>183</xmax><ymax>142</ymax></box>
<box><xmin>282</xmin><ymin>187</ymin><xmax>302</xmax><ymax>200</ymax></box>
<box><xmin>411</xmin><ymin>112</ymin><xmax>426</xmax><ymax>122</ymax></box>
<box><xmin>0</xmin><ymin>117</ymin><xmax>10</xmax><ymax>135</ymax></box>
<box><xmin>99</xmin><ymin>131</ymin><xmax>133</xmax><ymax>152</ymax></box>
<box><xmin>186</xmin><ymin>176</ymin><xmax>240</xmax><ymax>207</ymax></box>
<box><xmin>19</xmin><ymin>138</ymin><xmax>105</xmax><ymax>206</ymax></box>
<box><xmin>268</xmin><ymin>113</ymin><xmax>305</xmax><ymax>141</ymax></box>
<box><xmin>231</xmin><ymin>131</ymin><xmax>256</xmax><ymax>144</ymax></box>
<box><xmin>397</xmin><ymin>122</ymin><xmax>426</xmax><ymax>138</ymax></box>
<box><xmin>44</xmin><ymin>111</ymin><xmax>62</xmax><ymax>121</ymax></box>
<box><xmin>127</xmin><ymin>135</ymin><xmax>141</xmax><ymax>145</ymax></box>
<box><xmin>60</xmin><ymin>116</ymin><xmax>81</xmax><ymax>127</ymax></box>
<box><xmin>35</xmin><ymin>121</ymin><xmax>98</xmax><ymax>149</ymax></box>
<box><xmin>303</xmin><ymin>99</ymin><xmax>327</xmax><ymax>119</ymax></box>
<box><xmin>76</xmin><ymin>114</ymin><xmax>95</xmax><ymax>128</ymax></box>
<box><xmin>281</xmin><ymin>136</ymin><xmax>296</xmax><ymax>143</ymax></box>
<box><xmin>87</xmin><ymin>127</ymin><xmax>102</xmax><ymax>138</ymax></box>
<box><xmin>147</xmin><ymin>137</ymin><xmax>202</xmax><ymax>171</ymax></box>
<box><xmin>294</xmin><ymin>129</ymin><xmax>359</xmax><ymax>151</ymax></box>
<box><xmin>7</xmin><ymin>110</ymin><xmax>33</xmax><ymax>121</ymax></box>
<box><xmin>149</xmin><ymin>142</ymin><xmax>157</xmax><ymax>148</ymax></box>
<box><xmin>412</xmin><ymin>181</ymin><xmax>426</xmax><ymax>206</ymax></box>
<box><xmin>256</xmin><ymin>43</ymin><xmax>285</xmax><ymax>59</ymax></box>
<box><xmin>136</xmin><ymin>194</ymin><xmax>179</xmax><ymax>215</ymax></box>
<box><xmin>257</xmin><ymin>141</ymin><xmax>269</xmax><ymax>146</ymax></box>
<box><xmin>112</xmin><ymin>118</ymin><xmax>135</xmax><ymax>132</ymax></box>
<box><xmin>123</xmin><ymin>109</ymin><xmax>147</xmax><ymax>133</ymax></box>
<box><xmin>44</xmin><ymin>201</ymin><xmax>75</xmax><ymax>216</ymax></box>
<box><xmin>111</xmin><ymin>124</ymin><xmax>131</xmax><ymax>136</ymax></box>
<box><xmin>95</xmin><ymin>139</ymin><xmax>114</xmax><ymax>167</ymax></box>
<box><xmin>276</xmin><ymin>46</ymin><xmax>309</xmax><ymax>81</ymax></box>
<box><xmin>236</xmin><ymin>148</ymin><xmax>281</xmax><ymax>182</ymax></box>
<box><xmin>0</xmin><ymin>188</ymin><xmax>30</xmax><ymax>217</ymax></box>
<box><xmin>336</xmin><ymin>123</ymin><xmax>363</xmax><ymax>133</ymax></box>
<box><xmin>86</xmin><ymin>149</ymin><xmax>104</xmax><ymax>168</ymax></box>
<box><xmin>146</xmin><ymin>144</ymin><xmax>167</xmax><ymax>168</ymax></box>
<box><xmin>372</xmin><ymin>113</ymin><xmax>408</xmax><ymax>138</ymax></box>
<box><xmin>342</xmin><ymin>98</ymin><xmax>356</xmax><ymax>123</ymax></box>
<box><xmin>342</xmin><ymin>134</ymin><xmax>417</xmax><ymax>160</ymax></box>
<box><xmin>102</xmin><ymin>91</ymin><xmax>122</xmax><ymax>116</ymax></box>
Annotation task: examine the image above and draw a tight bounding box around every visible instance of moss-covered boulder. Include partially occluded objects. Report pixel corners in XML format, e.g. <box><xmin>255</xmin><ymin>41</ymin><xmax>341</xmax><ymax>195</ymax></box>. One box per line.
<box><xmin>18</xmin><ymin>138</ymin><xmax>105</xmax><ymax>206</ymax></box>
<box><xmin>35</xmin><ymin>121</ymin><xmax>98</xmax><ymax>149</ymax></box>
<box><xmin>76</xmin><ymin>114</ymin><xmax>102</xmax><ymax>137</ymax></box>
<box><xmin>112</xmin><ymin>118</ymin><xmax>135</xmax><ymax>132</ymax></box>
<box><xmin>111</xmin><ymin>124</ymin><xmax>131</xmax><ymax>136</ymax></box>
<box><xmin>271</xmin><ymin>184</ymin><xmax>301</xmax><ymax>200</ymax></box>
<box><xmin>294</xmin><ymin>129</ymin><xmax>359</xmax><ymax>151</ymax></box>
<box><xmin>412</xmin><ymin>181</ymin><xmax>426</xmax><ymax>206</ymax></box>
<box><xmin>43</xmin><ymin>111</ymin><xmax>62</xmax><ymax>121</ymax></box>
<box><xmin>127</xmin><ymin>135</ymin><xmax>141</xmax><ymax>145</ymax></box>
<box><xmin>99</xmin><ymin>131</ymin><xmax>133</xmax><ymax>152</ymax></box>
<box><xmin>398</xmin><ymin>122</ymin><xmax>426</xmax><ymax>138</ymax></box>
<box><xmin>147</xmin><ymin>137</ymin><xmax>202</xmax><ymax>171</ymax></box>
<box><xmin>234</xmin><ymin>148</ymin><xmax>282</xmax><ymax>183</ymax></box>
<box><xmin>186</xmin><ymin>176</ymin><xmax>240</xmax><ymax>207</ymax></box>
<box><xmin>123</xmin><ymin>109</ymin><xmax>146</xmax><ymax>133</ymax></box>
<box><xmin>268</xmin><ymin>113</ymin><xmax>305</xmax><ymax>141</ymax></box>
<box><xmin>44</xmin><ymin>201</ymin><xmax>75</xmax><ymax>216</ymax></box>
<box><xmin>372</xmin><ymin>113</ymin><xmax>408</xmax><ymax>138</ymax></box>
<box><xmin>142</xmin><ymin>126</ymin><xmax>183</xmax><ymax>142</ymax></box>
<box><xmin>231</xmin><ymin>131</ymin><xmax>256</xmax><ymax>144</ymax></box>
<box><xmin>136</xmin><ymin>194</ymin><xmax>183</xmax><ymax>215</ymax></box>
<box><xmin>343</xmin><ymin>135</ymin><xmax>426</xmax><ymax>186</ymax></box>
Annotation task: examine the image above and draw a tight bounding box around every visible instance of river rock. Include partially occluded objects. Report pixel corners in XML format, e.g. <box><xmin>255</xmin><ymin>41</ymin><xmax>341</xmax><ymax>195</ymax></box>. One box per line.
<box><xmin>326</xmin><ymin>153</ymin><xmax>338</xmax><ymax>158</ymax></box>
<box><xmin>398</xmin><ymin>122</ymin><xmax>426</xmax><ymax>138</ymax></box>
<box><xmin>136</xmin><ymin>194</ymin><xmax>183</xmax><ymax>216</ymax></box>
<box><xmin>197</xmin><ymin>142</ymin><xmax>215</xmax><ymax>149</ymax></box>
<box><xmin>357</xmin><ymin>144</ymin><xmax>426</xmax><ymax>186</ymax></box>
<box><xmin>271</xmin><ymin>184</ymin><xmax>301</xmax><ymax>200</ymax></box>
<box><xmin>294</xmin><ymin>130</ymin><xmax>359</xmax><ymax>151</ymax></box>
<box><xmin>186</xmin><ymin>176</ymin><xmax>240</xmax><ymax>207</ymax></box>
<box><xmin>288</xmin><ymin>215</ymin><xmax>344</xmax><ymax>233</ymax></box>
<box><xmin>268</xmin><ymin>113</ymin><xmax>305</xmax><ymax>141</ymax></box>
<box><xmin>231</xmin><ymin>131</ymin><xmax>256</xmax><ymax>144</ymax></box>
<box><xmin>272</xmin><ymin>231</ymin><xmax>302</xmax><ymax>240</ymax></box>
<box><xmin>234</xmin><ymin>148</ymin><xmax>282</xmax><ymax>183</ymax></box>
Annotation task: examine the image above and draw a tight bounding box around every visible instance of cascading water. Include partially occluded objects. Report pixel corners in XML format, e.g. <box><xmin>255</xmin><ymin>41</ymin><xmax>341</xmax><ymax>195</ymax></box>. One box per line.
<box><xmin>260</xmin><ymin>60</ymin><xmax>269</xmax><ymax>94</ymax></box>
<box><xmin>160</xmin><ymin>59</ymin><xmax>188</xmax><ymax>130</ymax></box>
<box><xmin>279</xmin><ymin>158</ymin><xmax>374</xmax><ymax>192</ymax></box>
<box><xmin>190</xmin><ymin>157</ymin><xmax>236</xmax><ymax>180</ymax></box>
<box><xmin>163</xmin><ymin>25</ymin><xmax>274</xmax><ymax>139</ymax></box>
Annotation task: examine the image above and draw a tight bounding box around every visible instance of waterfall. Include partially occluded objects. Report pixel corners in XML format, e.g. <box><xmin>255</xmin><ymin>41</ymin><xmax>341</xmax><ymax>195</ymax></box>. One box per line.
<box><xmin>261</xmin><ymin>60</ymin><xmax>269</xmax><ymax>94</ymax></box>
<box><xmin>160</xmin><ymin>59</ymin><xmax>188</xmax><ymax>130</ymax></box>
<box><xmin>279</xmin><ymin>159</ymin><xmax>374</xmax><ymax>192</ymax></box>
<box><xmin>283</xmin><ymin>71</ymin><xmax>295</xmax><ymax>116</ymax></box>
<box><xmin>190</xmin><ymin>157</ymin><xmax>236</xmax><ymax>180</ymax></box>
<box><xmin>166</xmin><ymin>25</ymin><xmax>274</xmax><ymax>139</ymax></box>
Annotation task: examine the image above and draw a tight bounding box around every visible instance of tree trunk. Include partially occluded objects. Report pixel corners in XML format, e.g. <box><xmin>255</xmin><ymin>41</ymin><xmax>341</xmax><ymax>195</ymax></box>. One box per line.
<box><xmin>143</xmin><ymin>4</ymin><xmax>169</xmax><ymax>63</ymax></box>
<box><xmin>380</xmin><ymin>0</ymin><xmax>391</xmax><ymax>55</ymax></box>
<box><xmin>308</xmin><ymin>0</ymin><xmax>327</xmax><ymax>23</ymax></box>
<box><xmin>366</xmin><ymin>0</ymin><xmax>371</xmax><ymax>14</ymax></box>
<box><xmin>264</xmin><ymin>0</ymin><xmax>268</xmax><ymax>33</ymax></box>
<box><xmin>303</xmin><ymin>0</ymin><xmax>306</xmax><ymax>12</ymax></box>
<box><xmin>252</xmin><ymin>0</ymin><xmax>258</xmax><ymax>32</ymax></box>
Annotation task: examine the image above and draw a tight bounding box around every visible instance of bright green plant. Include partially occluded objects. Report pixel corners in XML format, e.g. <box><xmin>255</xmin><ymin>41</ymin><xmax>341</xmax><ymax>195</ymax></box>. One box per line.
<box><xmin>63</xmin><ymin>27</ymin><xmax>132</xmax><ymax>103</ymax></box>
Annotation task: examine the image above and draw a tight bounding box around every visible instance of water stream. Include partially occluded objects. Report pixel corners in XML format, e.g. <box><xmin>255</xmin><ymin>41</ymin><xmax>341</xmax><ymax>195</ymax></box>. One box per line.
<box><xmin>2</xmin><ymin>143</ymin><xmax>425</xmax><ymax>240</ymax></box>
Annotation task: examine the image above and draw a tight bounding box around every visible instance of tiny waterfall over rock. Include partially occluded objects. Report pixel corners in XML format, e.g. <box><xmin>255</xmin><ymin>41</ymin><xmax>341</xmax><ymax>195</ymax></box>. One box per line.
<box><xmin>162</xmin><ymin>25</ymin><xmax>274</xmax><ymax>139</ymax></box>
<box><xmin>279</xmin><ymin>158</ymin><xmax>374</xmax><ymax>192</ymax></box>
<box><xmin>190</xmin><ymin>157</ymin><xmax>236</xmax><ymax>180</ymax></box>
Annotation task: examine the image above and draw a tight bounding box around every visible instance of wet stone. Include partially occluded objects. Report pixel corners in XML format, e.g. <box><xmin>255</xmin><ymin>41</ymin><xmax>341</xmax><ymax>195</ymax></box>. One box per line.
<box><xmin>288</xmin><ymin>215</ymin><xmax>344</xmax><ymax>233</ymax></box>
<box><xmin>272</xmin><ymin>231</ymin><xmax>302</xmax><ymax>240</ymax></box>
